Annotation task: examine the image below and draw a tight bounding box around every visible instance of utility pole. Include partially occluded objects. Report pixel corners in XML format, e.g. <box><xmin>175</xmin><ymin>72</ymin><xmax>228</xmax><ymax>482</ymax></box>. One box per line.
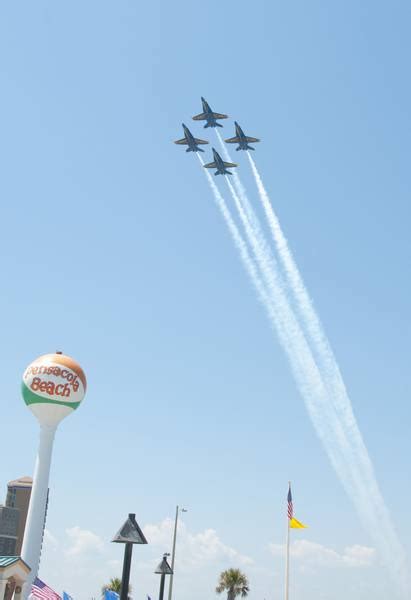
<box><xmin>167</xmin><ymin>506</ymin><xmax>187</xmax><ymax>600</ymax></box>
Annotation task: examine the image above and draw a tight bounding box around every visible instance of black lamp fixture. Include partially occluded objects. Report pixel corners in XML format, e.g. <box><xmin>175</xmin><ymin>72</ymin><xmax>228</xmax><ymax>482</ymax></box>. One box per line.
<box><xmin>155</xmin><ymin>553</ymin><xmax>173</xmax><ymax>600</ymax></box>
<box><xmin>112</xmin><ymin>513</ymin><xmax>148</xmax><ymax>600</ymax></box>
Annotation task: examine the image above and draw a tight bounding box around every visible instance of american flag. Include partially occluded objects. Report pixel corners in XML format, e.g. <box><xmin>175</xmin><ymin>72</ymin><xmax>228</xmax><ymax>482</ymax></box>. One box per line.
<box><xmin>287</xmin><ymin>485</ymin><xmax>293</xmax><ymax>520</ymax></box>
<box><xmin>30</xmin><ymin>577</ymin><xmax>61</xmax><ymax>600</ymax></box>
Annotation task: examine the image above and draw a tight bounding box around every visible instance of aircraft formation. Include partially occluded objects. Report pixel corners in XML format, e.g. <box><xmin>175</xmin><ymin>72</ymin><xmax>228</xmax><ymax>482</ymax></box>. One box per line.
<box><xmin>174</xmin><ymin>97</ymin><xmax>260</xmax><ymax>176</ymax></box>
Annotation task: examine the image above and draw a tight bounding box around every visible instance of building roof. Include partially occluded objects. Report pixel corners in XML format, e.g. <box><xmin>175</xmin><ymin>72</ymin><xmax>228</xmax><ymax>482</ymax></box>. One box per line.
<box><xmin>0</xmin><ymin>556</ymin><xmax>31</xmax><ymax>573</ymax></box>
<box><xmin>0</xmin><ymin>557</ymin><xmax>20</xmax><ymax>567</ymax></box>
<box><xmin>7</xmin><ymin>476</ymin><xmax>33</xmax><ymax>489</ymax></box>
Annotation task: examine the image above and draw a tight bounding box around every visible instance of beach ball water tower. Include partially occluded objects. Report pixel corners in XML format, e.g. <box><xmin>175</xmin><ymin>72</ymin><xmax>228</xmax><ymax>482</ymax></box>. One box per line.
<box><xmin>21</xmin><ymin>352</ymin><xmax>86</xmax><ymax>599</ymax></box>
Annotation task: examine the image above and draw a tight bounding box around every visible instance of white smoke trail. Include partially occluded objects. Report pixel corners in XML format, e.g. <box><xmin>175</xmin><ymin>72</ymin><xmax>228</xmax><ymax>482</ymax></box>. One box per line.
<box><xmin>199</xmin><ymin>155</ymin><xmax>366</xmax><ymax>518</ymax></box>
<box><xmin>244</xmin><ymin>152</ymin><xmax>409</xmax><ymax>595</ymax></box>
<box><xmin>216</xmin><ymin>131</ymin><xmax>259</xmax><ymax>228</ymax></box>
<box><xmin>197</xmin><ymin>154</ymin><xmax>268</xmax><ymax>310</ymax></box>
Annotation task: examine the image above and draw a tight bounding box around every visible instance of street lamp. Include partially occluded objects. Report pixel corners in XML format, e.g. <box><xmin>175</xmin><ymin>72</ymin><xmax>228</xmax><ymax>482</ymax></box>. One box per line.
<box><xmin>112</xmin><ymin>513</ymin><xmax>148</xmax><ymax>600</ymax></box>
<box><xmin>167</xmin><ymin>506</ymin><xmax>187</xmax><ymax>600</ymax></box>
<box><xmin>155</xmin><ymin>554</ymin><xmax>173</xmax><ymax>600</ymax></box>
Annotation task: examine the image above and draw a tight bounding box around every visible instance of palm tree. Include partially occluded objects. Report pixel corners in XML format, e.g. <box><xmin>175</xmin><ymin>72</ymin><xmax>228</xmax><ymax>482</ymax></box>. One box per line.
<box><xmin>216</xmin><ymin>569</ymin><xmax>250</xmax><ymax>600</ymax></box>
<box><xmin>101</xmin><ymin>577</ymin><xmax>132</xmax><ymax>598</ymax></box>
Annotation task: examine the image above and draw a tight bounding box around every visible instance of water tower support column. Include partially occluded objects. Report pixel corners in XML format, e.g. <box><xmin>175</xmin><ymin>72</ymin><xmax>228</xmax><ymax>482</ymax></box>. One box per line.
<box><xmin>21</xmin><ymin>425</ymin><xmax>56</xmax><ymax>599</ymax></box>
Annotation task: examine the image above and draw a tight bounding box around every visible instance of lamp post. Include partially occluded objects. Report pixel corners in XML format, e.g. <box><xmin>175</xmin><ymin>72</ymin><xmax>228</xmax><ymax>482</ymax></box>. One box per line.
<box><xmin>167</xmin><ymin>506</ymin><xmax>187</xmax><ymax>600</ymax></box>
<box><xmin>112</xmin><ymin>513</ymin><xmax>148</xmax><ymax>600</ymax></box>
<box><xmin>155</xmin><ymin>554</ymin><xmax>173</xmax><ymax>600</ymax></box>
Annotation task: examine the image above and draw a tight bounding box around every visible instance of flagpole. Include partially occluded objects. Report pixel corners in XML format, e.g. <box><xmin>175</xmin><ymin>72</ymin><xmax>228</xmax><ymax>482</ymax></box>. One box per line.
<box><xmin>285</xmin><ymin>482</ymin><xmax>291</xmax><ymax>600</ymax></box>
<box><xmin>285</xmin><ymin>516</ymin><xmax>290</xmax><ymax>600</ymax></box>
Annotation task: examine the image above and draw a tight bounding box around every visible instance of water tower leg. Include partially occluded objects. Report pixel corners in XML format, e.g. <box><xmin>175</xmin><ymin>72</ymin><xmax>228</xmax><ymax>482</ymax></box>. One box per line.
<box><xmin>21</xmin><ymin>425</ymin><xmax>57</xmax><ymax>600</ymax></box>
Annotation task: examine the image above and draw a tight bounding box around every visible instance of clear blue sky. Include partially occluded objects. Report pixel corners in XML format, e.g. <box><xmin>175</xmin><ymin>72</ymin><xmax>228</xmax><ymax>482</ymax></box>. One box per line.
<box><xmin>1</xmin><ymin>2</ymin><xmax>410</xmax><ymax>600</ymax></box>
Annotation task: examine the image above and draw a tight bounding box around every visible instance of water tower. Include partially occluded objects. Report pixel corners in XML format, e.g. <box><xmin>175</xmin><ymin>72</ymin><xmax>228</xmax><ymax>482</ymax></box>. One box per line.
<box><xmin>20</xmin><ymin>352</ymin><xmax>87</xmax><ymax>599</ymax></box>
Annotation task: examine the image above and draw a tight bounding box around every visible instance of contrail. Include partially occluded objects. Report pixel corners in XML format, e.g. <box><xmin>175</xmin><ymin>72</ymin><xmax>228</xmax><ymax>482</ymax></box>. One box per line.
<box><xmin>199</xmin><ymin>154</ymin><xmax>368</xmax><ymax>518</ymax></box>
<box><xmin>197</xmin><ymin>154</ymin><xmax>268</xmax><ymax>312</ymax></box>
<box><xmin>243</xmin><ymin>151</ymin><xmax>409</xmax><ymax>595</ymax></box>
<box><xmin>216</xmin><ymin>131</ymin><xmax>258</xmax><ymax>228</ymax></box>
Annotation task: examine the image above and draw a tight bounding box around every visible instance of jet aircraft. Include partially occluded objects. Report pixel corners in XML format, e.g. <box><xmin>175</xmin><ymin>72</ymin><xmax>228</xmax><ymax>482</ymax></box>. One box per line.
<box><xmin>203</xmin><ymin>148</ymin><xmax>238</xmax><ymax>176</ymax></box>
<box><xmin>192</xmin><ymin>97</ymin><xmax>228</xmax><ymax>128</ymax></box>
<box><xmin>174</xmin><ymin>124</ymin><xmax>209</xmax><ymax>152</ymax></box>
<box><xmin>224</xmin><ymin>122</ymin><xmax>260</xmax><ymax>151</ymax></box>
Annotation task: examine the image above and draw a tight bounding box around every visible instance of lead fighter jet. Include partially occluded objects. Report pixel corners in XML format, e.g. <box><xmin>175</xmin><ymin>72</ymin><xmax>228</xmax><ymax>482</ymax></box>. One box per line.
<box><xmin>192</xmin><ymin>97</ymin><xmax>228</xmax><ymax>128</ymax></box>
<box><xmin>174</xmin><ymin>124</ymin><xmax>209</xmax><ymax>152</ymax></box>
<box><xmin>225</xmin><ymin>122</ymin><xmax>260</xmax><ymax>151</ymax></box>
<box><xmin>203</xmin><ymin>148</ymin><xmax>237</xmax><ymax>176</ymax></box>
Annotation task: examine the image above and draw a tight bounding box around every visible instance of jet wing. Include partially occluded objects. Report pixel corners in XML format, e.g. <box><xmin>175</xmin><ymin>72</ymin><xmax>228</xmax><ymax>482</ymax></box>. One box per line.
<box><xmin>223</xmin><ymin>161</ymin><xmax>238</xmax><ymax>168</ymax></box>
<box><xmin>193</xmin><ymin>113</ymin><xmax>208</xmax><ymax>121</ymax></box>
<box><xmin>225</xmin><ymin>136</ymin><xmax>260</xmax><ymax>144</ymax></box>
<box><xmin>193</xmin><ymin>112</ymin><xmax>228</xmax><ymax>121</ymax></box>
<box><xmin>194</xmin><ymin>138</ymin><xmax>209</xmax><ymax>145</ymax></box>
<box><xmin>203</xmin><ymin>161</ymin><xmax>217</xmax><ymax>169</ymax></box>
<box><xmin>174</xmin><ymin>138</ymin><xmax>188</xmax><ymax>145</ymax></box>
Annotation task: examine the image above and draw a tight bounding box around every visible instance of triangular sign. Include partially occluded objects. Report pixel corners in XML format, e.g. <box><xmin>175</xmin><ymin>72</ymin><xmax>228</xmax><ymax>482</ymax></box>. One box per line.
<box><xmin>112</xmin><ymin>513</ymin><xmax>148</xmax><ymax>544</ymax></box>
<box><xmin>155</xmin><ymin>556</ymin><xmax>173</xmax><ymax>575</ymax></box>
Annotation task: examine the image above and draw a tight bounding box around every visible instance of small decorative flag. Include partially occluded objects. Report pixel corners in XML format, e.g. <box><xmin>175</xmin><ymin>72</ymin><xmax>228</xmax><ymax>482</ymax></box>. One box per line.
<box><xmin>104</xmin><ymin>591</ymin><xmax>120</xmax><ymax>600</ymax></box>
<box><xmin>290</xmin><ymin>517</ymin><xmax>307</xmax><ymax>529</ymax></box>
<box><xmin>287</xmin><ymin>485</ymin><xmax>294</xmax><ymax>520</ymax></box>
<box><xmin>30</xmin><ymin>577</ymin><xmax>61</xmax><ymax>600</ymax></box>
<box><xmin>287</xmin><ymin>484</ymin><xmax>307</xmax><ymax>528</ymax></box>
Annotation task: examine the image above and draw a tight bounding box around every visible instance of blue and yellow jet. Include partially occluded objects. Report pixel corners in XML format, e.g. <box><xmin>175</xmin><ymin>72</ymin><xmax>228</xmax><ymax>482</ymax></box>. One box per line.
<box><xmin>174</xmin><ymin>124</ymin><xmax>209</xmax><ymax>152</ymax></box>
<box><xmin>225</xmin><ymin>122</ymin><xmax>260</xmax><ymax>151</ymax></box>
<box><xmin>203</xmin><ymin>148</ymin><xmax>237</xmax><ymax>176</ymax></box>
<box><xmin>192</xmin><ymin>97</ymin><xmax>228</xmax><ymax>128</ymax></box>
